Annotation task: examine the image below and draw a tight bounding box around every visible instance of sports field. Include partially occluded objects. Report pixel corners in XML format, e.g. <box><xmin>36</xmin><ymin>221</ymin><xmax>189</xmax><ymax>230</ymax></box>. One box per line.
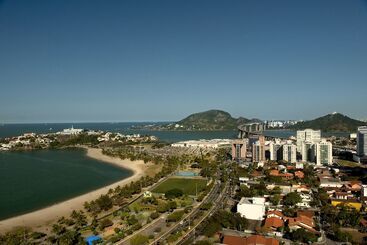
<box><xmin>152</xmin><ymin>177</ymin><xmax>207</xmax><ymax>196</ymax></box>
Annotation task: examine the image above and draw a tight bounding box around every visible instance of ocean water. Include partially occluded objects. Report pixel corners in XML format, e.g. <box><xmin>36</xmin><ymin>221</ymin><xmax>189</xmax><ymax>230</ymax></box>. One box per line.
<box><xmin>0</xmin><ymin>148</ymin><xmax>132</xmax><ymax>220</ymax></box>
<box><xmin>0</xmin><ymin>122</ymin><xmax>238</xmax><ymax>142</ymax></box>
<box><xmin>0</xmin><ymin>123</ymin><xmax>350</xmax><ymax>142</ymax></box>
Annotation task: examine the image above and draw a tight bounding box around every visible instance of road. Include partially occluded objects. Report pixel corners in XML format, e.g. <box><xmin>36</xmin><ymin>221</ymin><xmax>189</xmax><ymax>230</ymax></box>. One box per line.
<box><xmin>175</xmin><ymin>182</ymin><xmax>229</xmax><ymax>245</ymax></box>
<box><xmin>148</xmin><ymin>180</ymin><xmax>223</xmax><ymax>245</ymax></box>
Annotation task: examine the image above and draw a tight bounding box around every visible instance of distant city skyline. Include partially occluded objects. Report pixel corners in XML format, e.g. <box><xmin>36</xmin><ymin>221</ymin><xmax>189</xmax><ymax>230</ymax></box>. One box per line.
<box><xmin>1</xmin><ymin>0</ymin><xmax>366</xmax><ymax>123</ymax></box>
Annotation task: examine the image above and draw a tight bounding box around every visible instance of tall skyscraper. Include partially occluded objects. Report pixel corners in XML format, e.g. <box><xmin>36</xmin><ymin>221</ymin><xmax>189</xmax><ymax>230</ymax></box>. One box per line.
<box><xmin>232</xmin><ymin>139</ymin><xmax>247</xmax><ymax>162</ymax></box>
<box><xmin>316</xmin><ymin>139</ymin><xmax>333</xmax><ymax>165</ymax></box>
<box><xmin>269</xmin><ymin>140</ymin><xmax>282</xmax><ymax>161</ymax></box>
<box><xmin>357</xmin><ymin>126</ymin><xmax>367</xmax><ymax>157</ymax></box>
<box><xmin>281</xmin><ymin>142</ymin><xmax>297</xmax><ymax>163</ymax></box>
<box><xmin>252</xmin><ymin>135</ymin><xmax>265</xmax><ymax>163</ymax></box>
<box><xmin>301</xmin><ymin>141</ymin><xmax>315</xmax><ymax>162</ymax></box>
<box><xmin>296</xmin><ymin>129</ymin><xmax>321</xmax><ymax>155</ymax></box>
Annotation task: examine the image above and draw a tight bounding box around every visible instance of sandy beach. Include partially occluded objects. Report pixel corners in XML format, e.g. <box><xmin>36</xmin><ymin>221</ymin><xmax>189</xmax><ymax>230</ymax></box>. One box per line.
<box><xmin>0</xmin><ymin>148</ymin><xmax>148</xmax><ymax>233</ymax></box>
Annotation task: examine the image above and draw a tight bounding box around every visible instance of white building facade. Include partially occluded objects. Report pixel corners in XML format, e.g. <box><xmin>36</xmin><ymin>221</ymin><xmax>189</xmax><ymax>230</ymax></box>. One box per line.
<box><xmin>237</xmin><ymin>197</ymin><xmax>266</xmax><ymax>221</ymax></box>
<box><xmin>316</xmin><ymin>139</ymin><xmax>333</xmax><ymax>165</ymax></box>
<box><xmin>282</xmin><ymin>142</ymin><xmax>297</xmax><ymax>163</ymax></box>
<box><xmin>357</xmin><ymin>126</ymin><xmax>367</xmax><ymax>157</ymax></box>
<box><xmin>296</xmin><ymin>129</ymin><xmax>321</xmax><ymax>152</ymax></box>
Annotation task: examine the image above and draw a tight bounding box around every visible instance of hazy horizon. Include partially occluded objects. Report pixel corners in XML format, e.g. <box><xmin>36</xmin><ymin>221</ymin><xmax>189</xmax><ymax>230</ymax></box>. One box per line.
<box><xmin>1</xmin><ymin>0</ymin><xmax>366</xmax><ymax>122</ymax></box>
<box><xmin>1</xmin><ymin>109</ymin><xmax>365</xmax><ymax>124</ymax></box>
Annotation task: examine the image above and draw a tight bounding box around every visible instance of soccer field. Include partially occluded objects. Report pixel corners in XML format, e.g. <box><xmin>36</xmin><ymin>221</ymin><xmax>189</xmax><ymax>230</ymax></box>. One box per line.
<box><xmin>152</xmin><ymin>177</ymin><xmax>207</xmax><ymax>196</ymax></box>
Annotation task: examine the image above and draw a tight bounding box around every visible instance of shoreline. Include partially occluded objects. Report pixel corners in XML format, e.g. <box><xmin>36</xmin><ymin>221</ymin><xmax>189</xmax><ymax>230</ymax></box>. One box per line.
<box><xmin>0</xmin><ymin>147</ymin><xmax>148</xmax><ymax>233</ymax></box>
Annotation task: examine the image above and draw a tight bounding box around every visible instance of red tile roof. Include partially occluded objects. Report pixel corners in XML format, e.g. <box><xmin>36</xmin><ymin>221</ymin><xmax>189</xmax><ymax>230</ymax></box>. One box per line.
<box><xmin>264</xmin><ymin>217</ymin><xmax>284</xmax><ymax>229</ymax></box>
<box><xmin>295</xmin><ymin>171</ymin><xmax>305</xmax><ymax>178</ymax></box>
<box><xmin>266</xmin><ymin>210</ymin><xmax>284</xmax><ymax>218</ymax></box>
<box><xmin>245</xmin><ymin>235</ymin><xmax>279</xmax><ymax>245</ymax></box>
<box><xmin>223</xmin><ymin>235</ymin><xmax>246</xmax><ymax>245</ymax></box>
<box><xmin>222</xmin><ymin>235</ymin><xmax>279</xmax><ymax>245</ymax></box>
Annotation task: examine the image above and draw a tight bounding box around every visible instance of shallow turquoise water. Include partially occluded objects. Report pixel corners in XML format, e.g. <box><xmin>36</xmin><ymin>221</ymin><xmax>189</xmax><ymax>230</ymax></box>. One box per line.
<box><xmin>0</xmin><ymin>149</ymin><xmax>132</xmax><ymax>220</ymax></box>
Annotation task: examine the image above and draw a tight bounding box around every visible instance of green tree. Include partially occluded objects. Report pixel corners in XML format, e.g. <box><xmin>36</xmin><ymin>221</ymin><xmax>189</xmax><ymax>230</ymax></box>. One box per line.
<box><xmin>334</xmin><ymin>229</ymin><xmax>353</xmax><ymax>242</ymax></box>
<box><xmin>270</xmin><ymin>194</ymin><xmax>281</xmax><ymax>205</ymax></box>
<box><xmin>165</xmin><ymin>188</ymin><xmax>183</xmax><ymax>199</ymax></box>
<box><xmin>288</xmin><ymin>228</ymin><xmax>317</xmax><ymax>243</ymax></box>
<box><xmin>167</xmin><ymin>211</ymin><xmax>185</xmax><ymax>222</ymax></box>
<box><xmin>99</xmin><ymin>219</ymin><xmax>113</xmax><ymax>230</ymax></box>
<box><xmin>283</xmin><ymin>192</ymin><xmax>302</xmax><ymax>206</ymax></box>
<box><xmin>96</xmin><ymin>194</ymin><xmax>113</xmax><ymax>211</ymax></box>
<box><xmin>130</xmin><ymin>234</ymin><xmax>149</xmax><ymax>245</ymax></box>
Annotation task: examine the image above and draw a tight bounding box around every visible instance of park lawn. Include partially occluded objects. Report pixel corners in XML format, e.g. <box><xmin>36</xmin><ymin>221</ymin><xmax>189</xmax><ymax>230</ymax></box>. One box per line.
<box><xmin>152</xmin><ymin>177</ymin><xmax>207</xmax><ymax>196</ymax></box>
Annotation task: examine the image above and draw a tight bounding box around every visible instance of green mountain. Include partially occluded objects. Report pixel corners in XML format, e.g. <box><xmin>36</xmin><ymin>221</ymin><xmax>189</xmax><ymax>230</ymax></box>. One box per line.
<box><xmin>177</xmin><ymin>110</ymin><xmax>238</xmax><ymax>130</ymax></box>
<box><xmin>291</xmin><ymin>113</ymin><xmax>366</xmax><ymax>132</ymax></box>
<box><xmin>166</xmin><ymin>109</ymin><xmax>260</xmax><ymax>131</ymax></box>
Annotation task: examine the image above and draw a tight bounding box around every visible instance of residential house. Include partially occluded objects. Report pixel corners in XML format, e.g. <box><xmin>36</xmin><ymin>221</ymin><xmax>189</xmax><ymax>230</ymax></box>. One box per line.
<box><xmin>294</xmin><ymin>171</ymin><xmax>305</xmax><ymax>179</ymax></box>
<box><xmin>222</xmin><ymin>234</ymin><xmax>279</xmax><ymax>245</ymax></box>
<box><xmin>286</xmin><ymin>211</ymin><xmax>317</xmax><ymax>233</ymax></box>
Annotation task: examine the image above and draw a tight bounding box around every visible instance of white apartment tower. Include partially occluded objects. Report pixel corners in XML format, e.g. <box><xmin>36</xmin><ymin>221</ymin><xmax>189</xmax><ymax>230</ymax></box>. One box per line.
<box><xmin>282</xmin><ymin>142</ymin><xmax>297</xmax><ymax>163</ymax></box>
<box><xmin>296</xmin><ymin>129</ymin><xmax>321</xmax><ymax>152</ymax></box>
<box><xmin>269</xmin><ymin>139</ymin><xmax>282</xmax><ymax>161</ymax></box>
<box><xmin>301</xmin><ymin>141</ymin><xmax>315</xmax><ymax>162</ymax></box>
<box><xmin>357</xmin><ymin>126</ymin><xmax>367</xmax><ymax>157</ymax></box>
<box><xmin>252</xmin><ymin>135</ymin><xmax>265</xmax><ymax>163</ymax></box>
<box><xmin>316</xmin><ymin>139</ymin><xmax>333</xmax><ymax>165</ymax></box>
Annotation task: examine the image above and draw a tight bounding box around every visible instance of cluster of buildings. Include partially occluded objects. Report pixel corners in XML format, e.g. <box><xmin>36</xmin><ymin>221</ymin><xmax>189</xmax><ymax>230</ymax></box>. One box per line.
<box><xmin>0</xmin><ymin>133</ymin><xmax>53</xmax><ymax>150</ymax></box>
<box><xmin>317</xmin><ymin>167</ymin><xmax>367</xmax><ymax>211</ymax></box>
<box><xmin>0</xmin><ymin>127</ymin><xmax>159</xmax><ymax>151</ymax></box>
<box><xmin>97</xmin><ymin>132</ymin><xmax>157</xmax><ymax>143</ymax></box>
<box><xmin>225</xmin><ymin>127</ymin><xmax>367</xmax><ymax>244</ymax></box>
<box><xmin>171</xmin><ymin>139</ymin><xmax>232</xmax><ymax>149</ymax></box>
<box><xmin>232</xmin><ymin>129</ymin><xmax>333</xmax><ymax>166</ymax></box>
<box><xmin>264</xmin><ymin>120</ymin><xmax>302</xmax><ymax>129</ymax></box>
<box><xmin>235</xmin><ymin>176</ymin><xmax>318</xmax><ymax>240</ymax></box>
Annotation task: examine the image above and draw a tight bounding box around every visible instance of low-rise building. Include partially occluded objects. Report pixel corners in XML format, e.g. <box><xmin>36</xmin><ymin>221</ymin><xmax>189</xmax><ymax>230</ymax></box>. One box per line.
<box><xmin>171</xmin><ymin>139</ymin><xmax>231</xmax><ymax>149</ymax></box>
<box><xmin>319</xmin><ymin>178</ymin><xmax>343</xmax><ymax>188</ymax></box>
<box><xmin>331</xmin><ymin>199</ymin><xmax>362</xmax><ymax>211</ymax></box>
<box><xmin>237</xmin><ymin>197</ymin><xmax>266</xmax><ymax>221</ymax></box>
<box><xmin>222</xmin><ymin>234</ymin><xmax>279</xmax><ymax>245</ymax></box>
<box><xmin>294</xmin><ymin>171</ymin><xmax>305</xmax><ymax>179</ymax></box>
<box><xmin>58</xmin><ymin>126</ymin><xmax>84</xmax><ymax>135</ymax></box>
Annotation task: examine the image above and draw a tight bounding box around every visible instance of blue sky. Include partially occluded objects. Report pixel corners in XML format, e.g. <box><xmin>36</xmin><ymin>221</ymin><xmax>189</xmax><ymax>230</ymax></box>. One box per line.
<box><xmin>0</xmin><ymin>0</ymin><xmax>366</xmax><ymax>123</ymax></box>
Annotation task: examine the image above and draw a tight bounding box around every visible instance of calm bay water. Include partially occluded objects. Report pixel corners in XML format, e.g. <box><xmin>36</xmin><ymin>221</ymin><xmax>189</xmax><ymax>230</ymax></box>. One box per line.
<box><xmin>0</xmin><ymin>123</ymin><xmax>349</xmax><ymax>142</ymax></box>
<box><xmin>0</xmin><ymin>122</ymin><xmax>238</xmax><ymax>142</ymax></box>
<box><xmin>0</xmin><ymin>149</ymin><xmax>132</xmax><ymax>220</ymax></box>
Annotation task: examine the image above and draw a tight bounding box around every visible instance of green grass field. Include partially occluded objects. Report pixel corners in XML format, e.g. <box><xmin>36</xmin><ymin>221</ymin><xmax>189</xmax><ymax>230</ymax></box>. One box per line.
<box><xmin>152</xmin><ymin>177</ymin><xmax>207</xmax><ymax>196</ymax></box>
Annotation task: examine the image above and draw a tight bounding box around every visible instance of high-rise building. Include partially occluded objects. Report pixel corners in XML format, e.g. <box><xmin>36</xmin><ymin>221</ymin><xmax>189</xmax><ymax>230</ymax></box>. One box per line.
<box><xmin>301</xmin><ymin>141</ymin><xmax>315</xmax><ymax>162</ymax></box>
<box><xmin>281</xmin><ymin>142</ymin><xmax>297</xmax><ymax>163</ymax></box>
<box><xmin>269</xmin><ymin>140</ymin><xmax>282</xmax><ymax>161</ymax></box>
<box><xmin>253</xmin><ymin>135</ymin><xmax>265</xmax><ymax>163</ymax></box>
<box><xmin>232</xmin><ymin>139</ymin><xmax>247</xmax><ymax>162</ymax></box>
<box><xmin>296</xmin><ymin>129</ymin><xmax>321</xmax><ymax>152</ymax></box>
<box><xmin>316</xmin><ymin>139</ymin><xmax>333</xmax><ymax>165</ymax></box>
<box><xmin>357</xmin><ymin>126</ymin><xmax>367</xmax><ymax>157</ymax></box>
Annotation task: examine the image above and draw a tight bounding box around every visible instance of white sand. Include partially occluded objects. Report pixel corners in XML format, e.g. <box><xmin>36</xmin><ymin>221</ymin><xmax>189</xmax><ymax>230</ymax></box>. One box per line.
<box><xmin>0</xmin><ymin>148</ymin><xmax>147</xmax><ymax>233</ymax></box>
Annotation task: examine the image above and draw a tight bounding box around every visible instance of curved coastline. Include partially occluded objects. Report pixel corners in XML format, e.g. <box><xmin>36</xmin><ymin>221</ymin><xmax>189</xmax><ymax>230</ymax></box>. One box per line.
<box><xmin>0</xmin><ymin>148</ymin><xmax>148</xmax><ymax>233</ymax></box>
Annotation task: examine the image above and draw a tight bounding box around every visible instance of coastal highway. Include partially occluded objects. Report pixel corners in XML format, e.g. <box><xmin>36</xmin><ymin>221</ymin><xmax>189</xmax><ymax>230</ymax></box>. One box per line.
<box><xmin>149</xmin><ymin>180</ymin><xmax>225</xmax><ymax>245</ymax></box>
<box><xmin>115</xmin><ymin>179</ymin><xmax>221</xmax><ymax>245</ymax></box>
<box><xmin>175</xmin><ymin>182</ymin><xmax>229</xmax><ymax>245</ymax></box>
